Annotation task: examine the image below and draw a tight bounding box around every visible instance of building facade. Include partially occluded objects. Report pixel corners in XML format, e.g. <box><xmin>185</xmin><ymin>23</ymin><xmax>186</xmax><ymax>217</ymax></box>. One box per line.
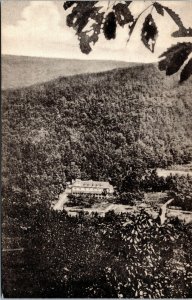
<box><xmin>66</xmin><ymin>179</ymin><xmax>114</xmax><ymax>198</ymax></box>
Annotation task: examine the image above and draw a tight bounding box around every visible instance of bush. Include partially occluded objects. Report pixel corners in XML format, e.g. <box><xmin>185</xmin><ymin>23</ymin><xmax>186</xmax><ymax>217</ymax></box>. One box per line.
<box><xmin>167</xmin><ymin>175</ymin><xmax>192</xmax><ymax>211</ymax></box>
<box><xmin>66</xmin><ymin>194</ymin><xmax>95</xmax><ymax>208</ymax></box>
<box><xmin>116</xmin><ymin>191</ymin><xmax>144</xmax><ymax>205</ymax></box>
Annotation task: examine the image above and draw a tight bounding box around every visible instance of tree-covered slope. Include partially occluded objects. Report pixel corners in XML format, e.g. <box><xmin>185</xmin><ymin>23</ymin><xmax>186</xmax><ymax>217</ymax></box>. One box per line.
<box><xmin>2</xmin><ymin>64</ymin><xmax>192</xmax><ymax>203</ymax></box>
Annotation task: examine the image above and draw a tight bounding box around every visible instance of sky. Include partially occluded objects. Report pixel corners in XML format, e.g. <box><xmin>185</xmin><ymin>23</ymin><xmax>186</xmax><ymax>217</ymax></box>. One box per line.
<box><xmin>1</xmin><ymin>0</ymin><xmax>192</xmax><ymax>62</ymax></box>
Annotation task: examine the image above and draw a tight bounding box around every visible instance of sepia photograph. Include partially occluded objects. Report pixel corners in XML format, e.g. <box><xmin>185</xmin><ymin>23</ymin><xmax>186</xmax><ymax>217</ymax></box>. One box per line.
<box><xmin>1</xmin><ymin>0</ymin><xmax>192</xmax><ymax>298</ymax></box>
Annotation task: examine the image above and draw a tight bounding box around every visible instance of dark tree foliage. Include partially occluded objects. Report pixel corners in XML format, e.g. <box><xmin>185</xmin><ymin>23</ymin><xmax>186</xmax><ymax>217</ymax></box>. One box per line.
<box><xmin>113</xmin><ymin>2</ymin><xmax>133</xmax><ymax>27</ymax></box>
<box><xmin>2</xmin><ymin>204</ymin><xmax>192</xmax><ymax>298</ymax></box>
<box><xmin>63</xmin><ymin>1</ymin><xmax>76</xmax><ymax>10</ymax></box>
<box><xmin>141</xmin><ymin>14</ymin><xmax>158</xmax><ymax>53</ymax></box>
<box><xmin>159</xmin><ymin>43</ymin><xmax>192</xmax><ymax>76</ymax></box>
<box><xmin>180</xmin><ymin>58</ymin><xmax>192</xmax><ymax>83</ymax></box>
<box><xmin>153</xmin><ymin>2</ymin><xmax>164</xmax><ymax>16</ymax></box>
<box><xmin>64</xmin><ymin>1</ymin><xmax>192</xmax><ymax>82</ymax></box>
<box><xmin>167</xmin><ymin>175</ymin><xmax>192</xmax><ymax>211</ymax></box>
<box><xmin>162</xmin><ymin>5</ymin><xmax>192</xmax><ymax>38</ymax></box>
<box><xmin>67</xmin><ymin>194</ymin><xmax>95</xmax><ymax>208</ymax></box>
<box><xmin>65</xmin><ymin>1</ymin><xmax>104</xmax><ymax>54</ymax></box>
<box><xmin>103</xmin><ymin>11</ymin><xmax>117</xmax><ymax>40</ymax></box>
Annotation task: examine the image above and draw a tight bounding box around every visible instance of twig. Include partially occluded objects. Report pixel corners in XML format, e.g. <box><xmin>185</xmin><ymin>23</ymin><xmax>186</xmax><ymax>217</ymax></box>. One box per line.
<box><xmin>107</xmin><ymin>0</ymin><xmax>111</xmax><ymax>10</ymax></box>
<box><xmin>127</xmin><ymin>2</ymin><xmax>154</xmax><ymax>44</ymax></box>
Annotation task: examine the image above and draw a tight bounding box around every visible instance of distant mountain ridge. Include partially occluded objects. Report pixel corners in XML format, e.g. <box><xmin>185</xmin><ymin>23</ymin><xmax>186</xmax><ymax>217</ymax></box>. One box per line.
<box><xmin>2</xmin><ymin>54</ymin><xmax>139</xmax><ymax>90</ymax></box>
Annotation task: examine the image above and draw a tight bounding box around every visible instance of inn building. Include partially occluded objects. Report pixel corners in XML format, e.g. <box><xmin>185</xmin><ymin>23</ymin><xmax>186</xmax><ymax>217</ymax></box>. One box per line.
<box><xmin>66</xmin><ymin>179</ymin><xmax>114</xmax><ymax>198</ymax></box>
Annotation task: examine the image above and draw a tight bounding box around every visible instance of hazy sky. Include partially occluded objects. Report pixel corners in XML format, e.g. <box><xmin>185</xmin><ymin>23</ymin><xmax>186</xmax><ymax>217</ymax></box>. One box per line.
<box><xmin>2</xmin><ymin>1</ymin><xmax>192</xmax><ymax>62</ymax></box>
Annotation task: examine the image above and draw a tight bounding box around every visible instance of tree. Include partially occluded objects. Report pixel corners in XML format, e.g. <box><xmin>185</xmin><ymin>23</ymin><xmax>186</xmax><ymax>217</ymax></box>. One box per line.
<box><xmin>120</xmin><ymin>159</ymin><xmax>147</xmax><ymax>192</ymax></box>
<box><xmin>63</xmin><ymin>1</ymin><xmax>192</xmax><ymax>82</ymax></box>
<box><xmin>167</xmin><ymin>175</ymin><xmax>192</xmax><ymax>211</ymax></box>
<box><xmin>66</xmin><ymin>162</ymin><xmax>81</xmax><ymax>181</ymax></box>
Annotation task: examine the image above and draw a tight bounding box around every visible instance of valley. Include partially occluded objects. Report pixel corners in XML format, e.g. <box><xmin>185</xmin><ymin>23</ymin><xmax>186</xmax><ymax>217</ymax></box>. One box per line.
<box><xmin>2</xmin><ymin>61</ymin><xmax>192</xmax><ymax>298</ymax></box>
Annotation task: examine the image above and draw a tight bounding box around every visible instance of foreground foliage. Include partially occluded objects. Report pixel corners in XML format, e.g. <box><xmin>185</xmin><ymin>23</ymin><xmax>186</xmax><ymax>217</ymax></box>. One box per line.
<box><xmin>64</xmin><ymin>1</ymin><xmax>192</xmax><ymax>82</ymax></box>
<box><xmin>2</xmin><ymin>202</ymin><xmax>192</xmax><ymax>298</ymax></box>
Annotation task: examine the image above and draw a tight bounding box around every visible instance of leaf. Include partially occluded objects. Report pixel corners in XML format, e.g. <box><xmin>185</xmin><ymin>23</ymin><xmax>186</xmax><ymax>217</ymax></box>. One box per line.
<box><xmin>161</xmin><ymin>5</ymin><xmax>192</xmax><ymax>38</ymax></box>
<box><xmin>180</xmin><ymin>58</ymin><xmax>192</xmax><ymax>83</ymax></box>
<box><xmin>78</xmin><ymin>10</ymin><xmax>104</xmax><ymax>54</ymax></box>
<box><xmin>162</xmin><ymin>6</ymin><xmax>184</xmax><ymax>30</ymax></box>
<box><xmin>159</xmin><ymin>42</ymin><xmax>192</xmax><ymax>75</ymax></box>
<box><xmin>141</xmin><ymin>14</ymin><xmax>158</xmax><ymax>53</ymax></box>
<box><xmin>113</xmin><ymin>3</ymin><xmax>133</xmax><ymax>27</ymax></box>
<box><xmin>153</xmin><ymin>2</ymin><xmax>164</xmax><ymax>16</ymax></box>
<box><xmin>103</xmin><ymin>12</ymin><xmax>117</xmax><ymax>40</ymax></box>
<box><xmin>65</xmin><ymin>2</ymin><xmax>104</xmax><ymax>54</ymax></box>
<box><xmin>63</xmin><ymin>1</ymin><xmax>77</xmax><ymax>11</ymax></box>
<box><xmin>78</xmin><ymin>33</ymin><xmax>92</xmax><ymax>54</ymax></box>
<box><xmin>172</xmin><ymin>27</ymin><xmax>192</xmax><ymax>38</ymax></box>
<box><xmin>66</xmin><ymin>2</ymin><xmax>97</xmax><ymax>34</ymax></box>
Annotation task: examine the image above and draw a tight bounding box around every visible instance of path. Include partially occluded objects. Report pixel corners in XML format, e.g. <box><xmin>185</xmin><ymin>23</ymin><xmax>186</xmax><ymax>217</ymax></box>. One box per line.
<box><xmin>53</xmin><ymin>188</ymin><xmax>70</xmax><ymax>211</ymax></box>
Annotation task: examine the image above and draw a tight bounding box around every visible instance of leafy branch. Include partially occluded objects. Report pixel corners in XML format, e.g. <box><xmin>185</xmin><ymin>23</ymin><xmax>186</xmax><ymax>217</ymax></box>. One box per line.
<box><xmin>63</xmin><ymin>1</ymin><xmax>192</xmax><ymax>82</ymax></box>
<box><xmin>127</xmin><ymin>3</ymin><xmax>153</xmax><ymax>43</ymax></box>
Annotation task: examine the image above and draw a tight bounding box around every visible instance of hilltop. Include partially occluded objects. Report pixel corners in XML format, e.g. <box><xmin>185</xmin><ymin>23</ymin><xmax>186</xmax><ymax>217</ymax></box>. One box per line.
<box><xmin>2</xmin><ymin>55</ymin><xmax>138</xmax><ymax>90</ymax></box>
<box><xmin>2</xmin><ymin>63</ymin><xmax>192</xmax><ymax>203</ymax></box>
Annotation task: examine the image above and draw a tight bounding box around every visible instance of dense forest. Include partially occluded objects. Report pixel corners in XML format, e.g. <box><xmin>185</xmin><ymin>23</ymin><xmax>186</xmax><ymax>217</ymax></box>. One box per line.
<box><xmin>2</xmin><ymin>63</ymin><xmax>192</xmax><ymax>298</ymax></box>
<box><xmin>2</xmin><ymin>63</ymin><xmax>192</xmax><ymax>205</ymax></box>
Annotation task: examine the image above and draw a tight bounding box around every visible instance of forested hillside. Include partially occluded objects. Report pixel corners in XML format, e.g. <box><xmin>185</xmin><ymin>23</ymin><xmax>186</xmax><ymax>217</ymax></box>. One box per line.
<box><xmin>2</xmin><ymin>63</ymin><xmax>192</xmax><ymax>204</ymax></box>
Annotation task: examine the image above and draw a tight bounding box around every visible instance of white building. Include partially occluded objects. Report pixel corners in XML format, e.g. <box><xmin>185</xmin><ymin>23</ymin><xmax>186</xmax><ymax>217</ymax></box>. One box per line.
<box><xmin>67</xmin><ymin>179</ymin><xmax>114</xmax><ymax>198</ymax></box>
<box><xmin>53</xmin><ymin>179</ymin><xmax>114</xmax><ymax>211</ymax></box>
